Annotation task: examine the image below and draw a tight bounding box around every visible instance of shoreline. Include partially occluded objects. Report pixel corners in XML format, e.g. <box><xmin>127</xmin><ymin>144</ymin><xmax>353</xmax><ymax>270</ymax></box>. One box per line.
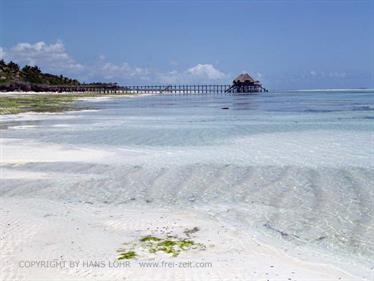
<box><xmin>0</xmin><ymin>91</ymin><xmax>147</xmax><ymax>115</ymax></box>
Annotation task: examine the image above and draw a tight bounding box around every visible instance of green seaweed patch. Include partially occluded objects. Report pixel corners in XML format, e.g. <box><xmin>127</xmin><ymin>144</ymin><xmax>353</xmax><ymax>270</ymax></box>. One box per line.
<box><xmin>0</xmin><ymin>93</ymin><xmax>133</xmax><ymax>115</ymax></box>
<box><xmin>178</xmin><ymin>239</ymin><xmax>195</xmax><ymax>249</ymax></box>
<box><xmin>141</xmin><ymin>237</ymin><xmax>205</xmax><ymax>257</ymax></box>
<box><xmin>140</xmin><ymin>235</ymin><xmax>162</xmax><ymax>242</ymax></box>
<box><xmin>118</xmin><ymin>251</ymin><xmax>137</xmax><ymax>260</ymax></box>
<box><xmin>117</xmin><ymin>229</ymin><xmax>205</xmax><ymax>259</ymax></box>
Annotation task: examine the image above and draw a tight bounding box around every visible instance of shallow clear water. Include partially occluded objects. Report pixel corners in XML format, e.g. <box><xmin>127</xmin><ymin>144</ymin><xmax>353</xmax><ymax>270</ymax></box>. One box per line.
<box><xmin>1</xmin><ymin>90</ymin><xmax>374</xmax><ymax>268</ymax></box>
<box><xmin>3</xmin><ymin>91</ymin><xmax>374</xmax><ymax>146</ymax></box>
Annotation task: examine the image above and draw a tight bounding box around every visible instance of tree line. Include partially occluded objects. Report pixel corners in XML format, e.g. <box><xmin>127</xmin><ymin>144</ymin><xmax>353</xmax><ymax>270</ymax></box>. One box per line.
<box><xmin>0</xmin><ymin>60</ymin><xmax>80</xmax><ymax>85</ymax></box>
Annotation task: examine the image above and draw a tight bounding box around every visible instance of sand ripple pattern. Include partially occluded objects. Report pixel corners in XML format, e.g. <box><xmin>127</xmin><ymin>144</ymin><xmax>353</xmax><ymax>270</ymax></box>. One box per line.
<box><xmin>1</xmin><ymin>162</ymin><xmax>373</xmax><ymax>265</ymax></box>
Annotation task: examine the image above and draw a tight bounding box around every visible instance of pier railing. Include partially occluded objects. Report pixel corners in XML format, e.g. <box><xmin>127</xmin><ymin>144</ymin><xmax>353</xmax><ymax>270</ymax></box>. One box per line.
<box><xmin>124</xmin><ymin>85</ymin><xmax>231</xmax><ymax>94</ymax></box>
<box><xmin>123</xmin><ymin>84</ymin><xmax>266</xmax><ymax>94</ymax></box>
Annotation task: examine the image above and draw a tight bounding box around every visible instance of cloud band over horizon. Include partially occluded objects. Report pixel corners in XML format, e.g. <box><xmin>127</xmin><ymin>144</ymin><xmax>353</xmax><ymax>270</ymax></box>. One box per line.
<box><xmin>1</xmin><ymin>41</ymin><xmax>364</xmax><ymax>89</ymax></box>
<box><xmin>0</xmin><ymin>41</ymin><xmax>228</xmax><ymax>84</ymax></box>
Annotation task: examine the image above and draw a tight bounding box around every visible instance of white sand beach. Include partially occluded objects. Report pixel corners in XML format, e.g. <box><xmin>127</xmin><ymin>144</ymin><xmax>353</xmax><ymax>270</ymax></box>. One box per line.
<box><xmin>0</xmin><ymin>138</ymin><xmax>371</xmax><ymax>281</ymax></box>
<box><xmin>0</xmin><ymin>196</ymin><xmax>361</xmax><ymax>281</ymax></box>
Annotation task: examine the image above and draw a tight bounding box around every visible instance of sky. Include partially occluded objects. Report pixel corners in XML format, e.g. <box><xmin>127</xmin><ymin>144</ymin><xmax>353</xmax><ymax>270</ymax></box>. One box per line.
<box><xmin>0</xmin><ymin>0</ymin><xmax>373</xmax><ymax>90</ymax></box>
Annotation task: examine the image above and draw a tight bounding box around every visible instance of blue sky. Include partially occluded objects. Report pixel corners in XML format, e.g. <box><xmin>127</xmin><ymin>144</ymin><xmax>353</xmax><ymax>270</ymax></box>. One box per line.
<box><xmin>0</xmin><ymin>0</ymin><xmax>373</xmax><ymax>89</ymax></box>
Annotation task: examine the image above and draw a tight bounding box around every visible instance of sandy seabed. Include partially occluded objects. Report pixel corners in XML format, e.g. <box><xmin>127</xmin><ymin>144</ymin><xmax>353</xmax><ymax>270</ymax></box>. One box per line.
<box><xmin>0</xmin><ymin>139</ymin><xmax>367</xmax><ymax>281</ymax></box>
<box><xmin>0</xmin><ymin>197</ymin><xmax>361</xmax><ymax>281</ymax></box>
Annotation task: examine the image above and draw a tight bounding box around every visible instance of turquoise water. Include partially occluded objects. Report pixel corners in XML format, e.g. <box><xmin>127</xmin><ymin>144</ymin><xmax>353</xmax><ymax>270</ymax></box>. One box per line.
<box><xmin>2</xmin><ymin>91</ymin><xmax>374</xmax><ymax>146</ymax></box>
<box><xmin>1</xmin><ymin>90</ymin><xmax>374</xmax><ymax>271</ymax></box>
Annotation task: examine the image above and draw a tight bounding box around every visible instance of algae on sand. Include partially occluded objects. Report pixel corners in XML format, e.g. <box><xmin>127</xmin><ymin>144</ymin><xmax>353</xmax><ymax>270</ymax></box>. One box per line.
<box><xmin>140</xmin><ymin>235</ymin><xmax>162</xmax><ymax>242</ymax></box>
<box><xmin>0</xmin><ymin>93</ymin><xmax>133</xmax><ymax>115</ymax></box>
<box><xmin>141</xmin><ymin>236</ymin><xmax>205</xmax><ymax>257</ymax></box>
<box><xmin>117</xmin><ymin>232</ymin><xmax>206</xmax><ymax>260</ymax></box>
<box><xmin>118</xmin><ymin>251</ymin><xmax>137</xmax><ymax>260</ymax></box>
<box><xmin>0</xmin><ymin>95</ymin><xmax>78</xmax><ymax>114</ymax></box>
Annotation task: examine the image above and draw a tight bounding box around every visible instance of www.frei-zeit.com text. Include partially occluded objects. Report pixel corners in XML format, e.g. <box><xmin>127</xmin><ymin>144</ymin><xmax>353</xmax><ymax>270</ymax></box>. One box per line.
<box><xmin>18</xmin><ymin>259</ymin><xmax>213</xmax><ymax>269</ymax></box>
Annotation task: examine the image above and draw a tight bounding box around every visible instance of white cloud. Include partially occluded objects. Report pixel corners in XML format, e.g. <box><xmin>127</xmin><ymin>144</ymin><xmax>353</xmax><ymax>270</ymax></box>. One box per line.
<box><xmin>4</xmin><ymin>41</ymin><xmax>83</xmax><ymax>72</ymax></box>
<box><xmin>0</xmin><ymin>47</ymin><xmax>5</xmax><ymax>60</ymax></box>
<box><xmin>1</xmin><ymin>41</ymin><xmax>228</xmax><ymax>84</ymax></box>
<box><xmin>310</xmin><ymin>70</ymin><xmax>317</xmax><ymax>76</ymax></box>
<box><xmin>158</xmin><ymin>64</ymin><xmax>226</xmax><ymax>84</ymax></box>
<box><xmin>187</xmin><ymin>64</ymin><xmax>225</xmax><ymax>80</ymax></box>
<box><xmin>308</xmin><ymin>70</ymin><xmax>347</xmax><ymax>79</ymax></box>
<box><xmin>157</xmin><ymin>70</ymin><xmax>183</xmax><ymax>84</ymax></box>
<box><xmin>98</xmin><ymin>62</ymin><xmax>150</xmax><ymax>80</ymax></box>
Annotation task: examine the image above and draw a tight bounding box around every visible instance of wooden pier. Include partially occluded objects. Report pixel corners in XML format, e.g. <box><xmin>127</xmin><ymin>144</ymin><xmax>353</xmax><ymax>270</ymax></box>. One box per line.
<box><xmin>123</xmin><ymin>84</ymin><xmax>266</xmax><ymax>94</ymax></box>
<box><xmin>1</xmin><ymin>82</ymin><xmax>267</xmax><ymax>94</ymax></box>
<box><xmin>124</xmin><ymin>73</ymin><xmax>268</xmax><ymax>94</ymax></box>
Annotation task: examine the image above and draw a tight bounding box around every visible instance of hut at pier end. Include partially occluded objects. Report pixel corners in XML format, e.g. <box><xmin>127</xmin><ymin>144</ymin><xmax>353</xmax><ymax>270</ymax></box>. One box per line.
<box><xmin>228</xmin><ymin>73</ymin><xmax>267</xmax><ymax>93</ymax></box>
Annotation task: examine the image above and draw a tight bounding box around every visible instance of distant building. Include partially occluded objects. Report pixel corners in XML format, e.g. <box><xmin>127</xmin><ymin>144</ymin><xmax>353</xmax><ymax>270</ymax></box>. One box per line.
<box><xmin>228</xmin><ymin>73</ymin><xmax>266</xmax><ymax>93</ymax></box>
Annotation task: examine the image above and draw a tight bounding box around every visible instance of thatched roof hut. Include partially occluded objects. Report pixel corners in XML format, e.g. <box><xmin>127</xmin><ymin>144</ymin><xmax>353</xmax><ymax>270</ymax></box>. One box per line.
<box><xmin>233</xmin><ymin>73</ymin><xmax>260</xmax><ymax>85</ymax></box>
<box><xmin>225</xmin><ymin>73</ymin><xmax>266</xmax><ymax>93</ymax></box>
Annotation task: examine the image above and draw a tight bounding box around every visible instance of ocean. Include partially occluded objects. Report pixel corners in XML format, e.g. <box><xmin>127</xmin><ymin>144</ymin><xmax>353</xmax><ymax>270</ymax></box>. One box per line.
<box><xmin>1</xmin><ymin>90</ymin><xmax>374</xmax><ymax>273</ymax></box>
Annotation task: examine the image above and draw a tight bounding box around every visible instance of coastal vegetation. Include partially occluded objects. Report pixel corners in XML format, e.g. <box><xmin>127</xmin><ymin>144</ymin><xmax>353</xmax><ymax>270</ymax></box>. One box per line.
<box><xmin>0</xmin><ymin>60</ymin><xmax>120</xmax><ymax>92</ymax></box>
<box><xmin>0</xmin><ymin>60</ymin><xmax>79</xmax><ymax>86</ymax></box>
<box><xmin>0</xmin><ymin>60</ymin><xmax>132</xmax><ymax>115</ymax></box>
